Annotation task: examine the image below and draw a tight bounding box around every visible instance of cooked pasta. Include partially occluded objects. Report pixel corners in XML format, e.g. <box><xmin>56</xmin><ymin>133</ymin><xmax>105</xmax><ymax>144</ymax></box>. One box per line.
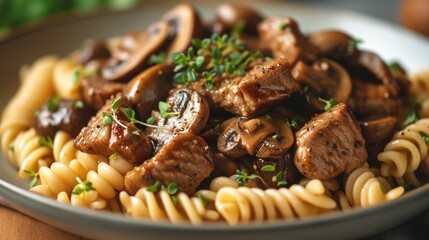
<box><xmin>52</xmin><ymin>58</ymin><xmax>82</xmax><ymax>100</ymax></box>
<box><xmin>1</xmin><ymin>2</ymin><xmax>429</xmax><ymax>227</ymax></box>
<box><xmin>377</xmin><ymin>118</ymin><xmax>429</xmax><ymax>177</ymax></box>
<box><xmin>0</xmin><ymin>56</ymin><xmax>57</xmax><ymax>159</ymax></box>
<box><xmin>344</xmin><ymin>166</ymin><xmax>404</xmax><ymax>208</ymax></box>
<box><xmin>52</xmin><ymin>131</ymin><xmax>78</xmax><ymax>164</ymax></box>
<box><xmin>120</xmin><ymin>188</ymin><xmax>219</xmax><ymax>224</ymax></box>
<box><xmin>11</xmin><ymin>128</ymin><xmax>54</xmax><ymax>178</ymax></box>
<box><xmin>215</xmin><ymin>179</ymin><xmax>337</xmax><ymax>225</ymax></box>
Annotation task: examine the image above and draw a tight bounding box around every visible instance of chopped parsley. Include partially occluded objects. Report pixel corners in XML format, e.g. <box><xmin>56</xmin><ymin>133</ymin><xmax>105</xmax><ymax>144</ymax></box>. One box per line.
<box><xmin>23</xmin><ymin>169</ymin><xmax>39</xmax><ymax>188</ymax></box>
<box><xmin>38</xmin><ymin>136</ymin><xmax>53</xmax><ymax>148</ymax></box>
<box><xmin>148</xmin><ymin>52</ymin><xmax>167</xmax><ymax>65</ymax></box>
<box><xmin>419</xmin><ymin>131</ymin><xmax>429</xmax><ymax>144</ymax></box>
<box><xmin>261</xmin><ymin>165</ymin><xmax>275</xmax><ymax>172</ymax></box>
<box><xmin>72</xmin><ymin>179</ymin><xmax>96</xmax><ymax>195</ymax></box>
<box><xmin>403</xmin><ymin>111</ymin><xmax>418</xmax><ymax>127</ymax></box>
<box><xmin>318</xmin><ymin>97</ymin><xmax>338</xmax><ymax>111</ymax></box>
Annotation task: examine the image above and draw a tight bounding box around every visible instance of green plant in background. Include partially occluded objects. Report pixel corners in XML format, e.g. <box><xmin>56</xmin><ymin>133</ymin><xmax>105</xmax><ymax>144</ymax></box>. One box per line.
<box><xmin>0</xmin><ymin>0</ymin><xmax>141</xmax><ymax>37</ymax></box>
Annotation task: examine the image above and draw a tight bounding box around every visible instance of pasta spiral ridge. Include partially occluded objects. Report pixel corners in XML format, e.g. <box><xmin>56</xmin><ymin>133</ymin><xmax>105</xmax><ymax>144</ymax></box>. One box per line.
<box><xmin>11</xmin><ymin>128</ymin><xmax>54</xmax><ymax>178</ymax></box>
<box><xmin>215</xmin><ymin>179</ymin><xmax>337</xmax><ymax>225</ymax></box>
<box><xmin>30</xmin><ymin>151</ymin><xmax>101</xmax><ymax>198</ymax></box>
<box><xmin>0</xmin><ymin>56</ymin><xmax>57</xmax><ymax>161</ymax></box>
<box><xmin>344</xmin><ymin>166</ymin><xmax>404</xmax><ymax>208</ymax></box>
<box><xmin>52</xmin><ymin>131</ymin><xmax>78</xmax><ymax>165</ymax></box>
<box><xmin>120</xmin><ymin>188</ymin><xmax>219</xmax><ymax>225</ymax></box>
<box><xmin>377</xmin><ymin>118</ymin><xmax>429</xmax><ymax>177</ymax></box>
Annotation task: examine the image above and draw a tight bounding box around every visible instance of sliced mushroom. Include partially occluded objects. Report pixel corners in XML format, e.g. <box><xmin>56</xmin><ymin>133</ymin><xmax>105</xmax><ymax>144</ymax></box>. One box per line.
<box><xmin>217</xmin><ymin>115</ymin><xmax>294</xmax><ymax>159</ymax></box>
<box><xmin>308</xmin><ymin>30</ymin><xmax>358</xmax><ymax>60</ymax></box>
<box><xmin>347</xmin><ymin>79</ymin><xmax>402</xmax><ymax>117</ymax></box>
<box><xmin>253</xmin><ymin>152</ymin><xmax>299</xmax><ymax>189</ymax></box>
<box><xmin>359</xmin><ymin>116</ymin><xmax>397</xmax><ymax>144</ymax></box>
<box><xmin>215</xmin><ymin>3</ymin><xmax>263</xmax><ymax>36</ymax></box>
<box><xmin>161</xmin><ymin>3</ymin><xmax>204</xmax><ymax>57</ymax></box>
<box><xmin>123</xmin><ymin>64</ymin><xmax>173</xmax><ymax>121</ymax></box>
<box><xmin>79</xmin><ymin>40</ymin><xmax>111</xmax><ymax>65</ymax></box>
<box><xmin>101</xmin><ymin>20</ymin><xmax>170</xmax><ymax>82</ymax></box>
<box><xmin>291</xmin><ymin>58</ymin><xmax>352</xmax><ymax>112</ymax></box>
<box><xmin>258</xmin><ymin>17</ymin><xmax>318</xmax><ymax>66</ymax></box>
<box><xmin>80</xmin><ymin>77</ymin><xmax>125</xmax><ymax>110</ymax></box>
<box><xmin>145</xmin><ymin>88</ymin><xmax>209</xmax><ymax>152</ymax></box>
<box><xmin>349</xmin><ymin>51</ymin><xmax>400</xmax><ymax>97</ymax></box>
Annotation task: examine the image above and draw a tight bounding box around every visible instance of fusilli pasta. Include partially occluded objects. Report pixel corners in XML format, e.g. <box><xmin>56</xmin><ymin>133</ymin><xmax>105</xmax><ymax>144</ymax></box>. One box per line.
<box><xmin>377</xmin><ymin>118</ymin><xmax>429</xmax><ymax>177</ymax></box>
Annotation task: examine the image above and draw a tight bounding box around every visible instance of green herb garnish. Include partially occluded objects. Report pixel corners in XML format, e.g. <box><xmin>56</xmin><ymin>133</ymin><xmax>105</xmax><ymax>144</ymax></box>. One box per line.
<box><xmin>380</xmin><ymin>183</ymin><xmax>387</xmax><ymax>194</ymax></box>
<box><xmin>319</xmin><ymin>97</ymin><xmax>338</xmax><ymax>111</ymax></box>
<box><xmin>166</xmin><ymin>182</ymin><xmax>178</xmax><ymax>195</ymax></box>
<box><xmin>148</xmin><ymin>52</ymin><xmax>167</xmax><ymax>65</ymax></box>
<box><xmin>286</xmin><ymin>118</ymin><xmax>300</xmax><ymax>130</ymax></box>
<box><xmin>403</xmin><ymin>111</ymin><xmax>418</xmax><ymax>127</ymax></box>
<box><xmin>47</xmin><ymin>97</ymin><xmax>59</xmax><ymax>112</ymax></box>
<box><xmin>72</xmin><ymin>179</ymin><xmax>96</xmax><ymax>195</ymax></box>
<box><xmin>173</xmin><ymin>34</ymin><xmax>263</xmax><ymax>89</ymax></box>
<box><xmin>279</xmin><ymin>21</ymin><xmax>288</xmax><ymax>30</ymax></box>
<box><xmin>197</xmin><ymin>193</ymin><xmax>209</xmax><ymax>207</ymax></box>
<box><xmin>74</xmin><ymin>100</ymin><xmax>84</xmax><ymax>109</ymax></box>
<box><xmin>275</xmin><ymin>171</ymin><xmax>288</xmax><ymax>186</ymax></box>
<box><xmin>261</xmin><ymin>165</ymin><xmax>275</xmax><ymax>172</ymax></box>
<box><xmin>388</xmin><ymin>61</ymin><xmax>402</xmax><ymax>72</ymax></box>
<box><xmin>419</xmin><ymin>131</ymin><xmax>429</xmax><ymax>144</ymax></box>
<box><xmin>109</xmin><ymin>153</ymin><xmax>117</xmax><ymax>160</ymax></box>
<box><xmin>348</xmin><ymin>38</ymin><xmax>363</xmax><ymax>48</ymax></box>
<box><xmin>38</xmin><ymin>136</ymin><xmax>53</xmax><ymax>148</ymax></box>
<box><xmin>271</xmin><ymin>134</ymin><xmax>279</xmax><ymax>140</ymax></box>
<box><xmin>158</xmin><ymin>101</ymin><xmax>180</xmax><ymax>119</ymax></box>
<box><xmin>23</xmin><ymin>169</ymin><xmax>39</xmax><ymax>188</ymax></box>
<box><xmin>171</xmin><ymin>195</ymin><xmax>179</xmax><ymax>206</ymax></box>
<box><xmin>146</xmin><ymin>180</ymin><xmax>162</xmax><ymax>192</ymax></box>
<box><xmin>265</xmin><ymin>114</ymin><xmax>273</xmax><ymax>120</ymax></box>
<box><xmin>121</xmin><ymin>107</ymin><xmax>162</xmax><ymax>129</ymax></box>
<box><xmin>102</xmin><ymin>112</ymin><xmax>113</xmax><ymax>126</ymax></box>
<box><xmin>234</xmin><ymin>169</ymin><xmax>260</xmax><ymax>187</ymax></box>
<box><xmin>8</xmin><ymin>145</ymin><xmax>14</xmax><ymax>153</ymax></box>
<box><xmin>231</xmin><ymin>21</ymin><xmax>246</xmax><ymax>37</ymax></box>
<box><xmin>72</xmin><ymin>69</ymin><xmax>80</xmax><ymax>84</ymax></box>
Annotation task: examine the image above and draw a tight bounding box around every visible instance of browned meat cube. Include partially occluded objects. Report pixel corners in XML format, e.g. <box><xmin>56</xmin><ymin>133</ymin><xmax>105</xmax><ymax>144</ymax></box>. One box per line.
<box><xmin>124</xmin><ymin>133</ymin><xmax>214</xmax><ymax>195</ymax></box>
<box><xmin>294</xmin><ymin>103</ymin><xmax>367</xmax><ymax>179</ymax></box>
<box><xmin>188</xmin><ymin>58</ymin><xmax>300</xmax><ymax>117</ymax></box>
<box><xmin>74</xmin><ymin>95</ymin><xmax>153</xmax><ymax>164</ymax></box>
<box><xmin>258</xmin><ymin>17</ymin><xmax>318</xmax><ymax>66</ymax></box>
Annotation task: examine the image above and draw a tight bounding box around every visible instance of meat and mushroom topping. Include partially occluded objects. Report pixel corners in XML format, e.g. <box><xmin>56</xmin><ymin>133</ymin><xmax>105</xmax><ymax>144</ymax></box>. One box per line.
<box><xmin>74</xmin><ymin>95</ymin><xmax>152</xmax><ymax>164</ymax></box>
<box><xmin>253</xmin><ymin>152</ymin><xmax>300</xmax><ymax>189</ymax></box>
<box><xmin>308</xmin><ymin>30</ymin><xmax>358</xmax><ymax>60</ymax></box>
<box><xmin>80</xmin><ymin>78</ymin><xmax>125</xmax><ymax>110</ymax></box>
<box><xmin>78</xmin><ymin>40</ymin><xmax>111</xmax><ymax>65</ymax></box>
<box><xmin>145</xmin><ymin>88</ymin><xmax>209</xmax><ymax>152</ymax></box>
<box><xmin>292</xmin><ymin>58</ymin><xmax>352</xmax><ymax>112</ymax></box>
<box><xmin>214</xmin><ymin>3</ymin><xmax>263</xmax><ymax>36</ymax></box>
<box><xmin>34</xmin><ymin>99</ymin><xmax>94</xmax><ymax>138</ymax></box>
<box><xmin>217</xmin><ymin>114</ymin><xmax>294</xmax><ymax>159</ymax></box>
<box><xmin>161</xmin><ymin>3</ymin><xmax>204</xmax><ymax>57</ymax></box>
<box><xmin>124</xmin><ymin>132</ymin><xmax>214</xmax><ymax>195</ymax></box>
<box><xmin>294</xmin><ymin>103</ymin><xmax>367</xmax><ymax>180</ymax></box>
<box><xmin>123</xmin><ymin>64</ymin><xmax>173</xmax><ymax>121</ymax></box>
<box><xmin>102</xmin><ymin>20</ymin><xmax>170</xmax><ymax>82</ymax></box>
<box><xmin>187</xmin><ymin>58</ymin><xmax>300</xmax><ymax>117</ymax></box>
<box><xmin>258</xmin><ymin>17</ymin><xmax>318</xmax><ymax>66</ymax></box>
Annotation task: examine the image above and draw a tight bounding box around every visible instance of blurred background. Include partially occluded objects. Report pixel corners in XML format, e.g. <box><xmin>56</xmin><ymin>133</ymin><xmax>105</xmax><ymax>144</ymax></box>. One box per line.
<box><xmin>0</xmin><ymin>0</ymin><xmax>429</xmax><ymax>38</ymax></box>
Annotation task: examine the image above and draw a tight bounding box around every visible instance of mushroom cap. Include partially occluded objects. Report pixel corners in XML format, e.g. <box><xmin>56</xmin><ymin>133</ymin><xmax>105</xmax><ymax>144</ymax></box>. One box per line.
<box><xmin>102</xmin><ymin>20</ymin><xmax>170</xmax><ymax>82</ymax></box>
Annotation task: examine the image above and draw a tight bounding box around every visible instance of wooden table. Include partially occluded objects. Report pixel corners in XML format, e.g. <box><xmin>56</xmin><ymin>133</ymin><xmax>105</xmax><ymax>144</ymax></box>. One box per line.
<box><xmin>0</xmin><ymin>205</ymin><xmax>85</xmax><ymax>240</ymax></box>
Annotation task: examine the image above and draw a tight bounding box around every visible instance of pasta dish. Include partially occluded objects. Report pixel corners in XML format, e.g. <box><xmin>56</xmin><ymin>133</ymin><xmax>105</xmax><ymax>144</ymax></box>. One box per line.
<box><xmin>1</xmin><ymin>3</ymin><xmax>429</xmax><ymax>225</ymax></box>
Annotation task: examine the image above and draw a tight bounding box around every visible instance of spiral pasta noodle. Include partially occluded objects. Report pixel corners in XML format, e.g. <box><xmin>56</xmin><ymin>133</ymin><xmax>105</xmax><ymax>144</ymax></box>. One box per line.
<box><xmin>11</xmin><ymin>128</ymin><xmax>54</xmax><ymax>178</ymax></box>
<box><xmin>377</xmin><ymin>118</ymin><xmax>429</xmax><ymax>177</ymax></box>
<box><xmin>0</xmin><ymin>56</ymin><xmax>57</xmax><ymax>160</ymax></box>
<box><xmin>52</xmin><ymin>131</ymin><xmax>78</xmax><ymax>165</ymax></box>
<box><xmin>215</xmin><ymin>179</ymin><xmax>337</xmax><ymax>225</ymax></box>
<box><xmin>344</xmin><ymin>166</ymin><xmax>404</xmax><ymax>208</ymax></box>
<box><xmin>120</xmin><ymin>188</ymin><xmax>219</xmax><ymax>225</ymax></box>
<box><xmin>52</xmin><ymin>58</ymin><xmax>82</xmax><ymax>100</ymax></box>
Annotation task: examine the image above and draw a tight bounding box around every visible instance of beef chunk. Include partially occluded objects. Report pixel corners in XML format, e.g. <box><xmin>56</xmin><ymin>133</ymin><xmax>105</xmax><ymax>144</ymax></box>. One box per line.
<box><xmin>258</xmin><ymin>17</ymin><xmax>318</xmax><ymax>66</ymax></box>
<box><xmin>294</xmin><ymin>103</ymin><xmax>367</xmax><ymax>179</ymax></box>
<box><xmin>187</xmin><ymin>58</ymin><xmax>300</xmax><ymax>117</ymax></box>
<box><xmin>124</xmin><ymin>133</ymin><xmax>214</xmax><ymax>195</ymax></box>
<box><xmin>80</xmin><ymin>78</ymin><xmax>125</xmax><ymax>110</ymax></box>
<box><xmin>74</xmin><ymin>95</ymin><xmax>152</xmax><ymax>164</ymax></box>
